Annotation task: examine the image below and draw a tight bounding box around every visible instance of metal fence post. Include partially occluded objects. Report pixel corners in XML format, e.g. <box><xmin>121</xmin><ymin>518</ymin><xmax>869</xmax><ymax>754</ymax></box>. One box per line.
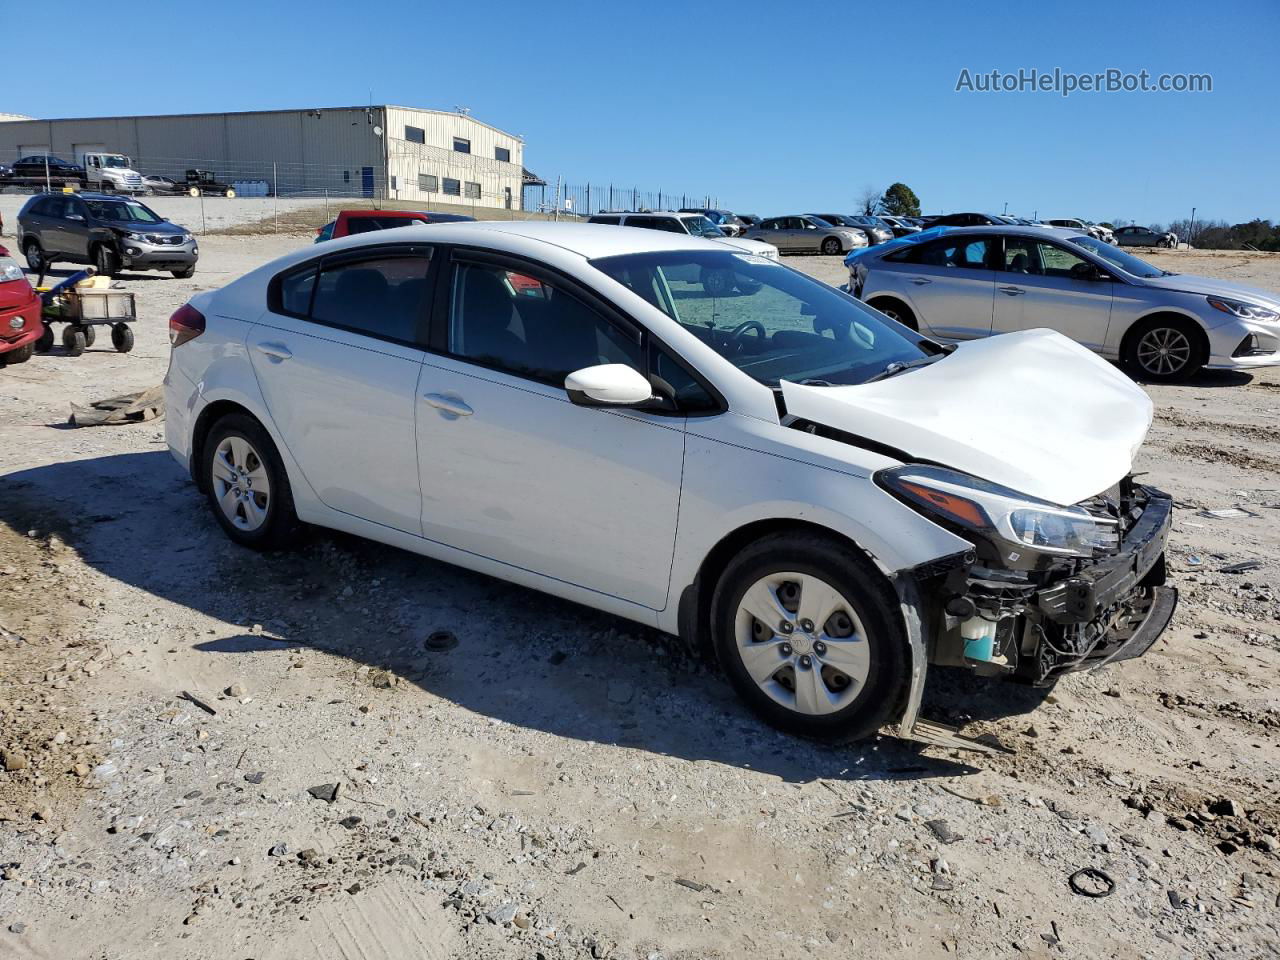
<box><xmin>273</xmin><ymin>162</ymin><xmax>278</xmax><ymax>232</ymax></box>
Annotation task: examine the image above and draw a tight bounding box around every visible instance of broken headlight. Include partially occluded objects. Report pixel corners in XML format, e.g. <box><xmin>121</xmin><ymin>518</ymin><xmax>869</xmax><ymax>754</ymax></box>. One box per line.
<box><xmin>878</xmin><ymin>465</ymin><xmax>1117</xmax><ymax>559</ymax></box>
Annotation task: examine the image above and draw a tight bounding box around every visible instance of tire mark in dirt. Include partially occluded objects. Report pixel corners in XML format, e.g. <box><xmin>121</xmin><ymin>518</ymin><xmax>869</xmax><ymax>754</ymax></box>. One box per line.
<box><xmin>1154</xmin><ymin>410</ymin><xmax>1280</xmax><ymax>446</ymax></box>
<box><xmin>1162</xmin><ymin>441</ymin><xmax>1280</xmax><ymax>474</ymax></box>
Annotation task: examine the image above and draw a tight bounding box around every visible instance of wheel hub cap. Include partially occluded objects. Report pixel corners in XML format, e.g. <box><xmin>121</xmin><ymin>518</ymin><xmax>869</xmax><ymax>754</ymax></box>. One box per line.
<box><xmin>734</xmin><ymin>572</ymin><xmax>870</xmax><ymax>716</ymax></box>
<box><xmin>211</xmin><ymin>436</ymin><xmax>271</xmax><ymax>532</ymax></box>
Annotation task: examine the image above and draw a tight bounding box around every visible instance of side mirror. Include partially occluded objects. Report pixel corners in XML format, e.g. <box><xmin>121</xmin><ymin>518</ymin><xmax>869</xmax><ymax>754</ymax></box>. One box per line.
<box><xmin>66</xmin><ymin>214</ymin><xmax>85</xmax><ymax>222</ymax></box>
<box><xmin>565</xmin><ymin>364</ymin><xmax>654</xmax><ymax>408</ymax></box>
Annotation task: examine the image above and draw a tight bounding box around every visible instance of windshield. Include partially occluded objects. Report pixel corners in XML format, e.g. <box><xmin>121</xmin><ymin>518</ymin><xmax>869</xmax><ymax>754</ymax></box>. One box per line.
<box><xmin>84</xmin><ymin>199</ymin><xmax>164</xmax><ymax>224</ymax></box>
<box><xmin>850</xmin><ymin>216</ymin><xmax>880</xmax><ymax>227</ymax></box>
<box><xmin>591</xmin><ymin>250</ymin><xmax>927</xmax><ymax>387</ymax></box>
<box><xmin>684</xmin><ymin>216</ymin><xmax>726</xmax><ymax>238</ymax></box>
<box><xmin>101</xmin><ymin>155</ymin><xmax>130</xmax><ymax>168</ymax></box>
<box><xmin>807</xmin><ymin>216</ymin><xmax>835</xmax><ymax>228</ymax></box>
<box><xmin>1068</xmin><ymin>235</ymin><xmax>1166</xmax><ymax>278</ymax></box>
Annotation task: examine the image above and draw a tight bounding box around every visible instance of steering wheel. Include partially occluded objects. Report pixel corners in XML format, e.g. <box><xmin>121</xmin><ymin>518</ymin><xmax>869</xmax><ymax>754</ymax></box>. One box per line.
<box><xmin>727</xmin><ymin>320</ymin><xmax>767</xmax><ymax>353</ymax></box>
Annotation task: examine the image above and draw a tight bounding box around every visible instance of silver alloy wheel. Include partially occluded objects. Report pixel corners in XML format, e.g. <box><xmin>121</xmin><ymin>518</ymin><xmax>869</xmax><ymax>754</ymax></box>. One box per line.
<box><xmin>734</xmin><ymin>571</ymin><xmax>870</xmax><ymax>716</ymax></box>
<box><xmin>211</xmin><ymin>435</ymin><xmax>272</xmax><ymax>532</ymax></box>
<box><xmin>1135</xmin><ymin>326</ymin><xmax>1192</xmax><ymax>376</ymax></box>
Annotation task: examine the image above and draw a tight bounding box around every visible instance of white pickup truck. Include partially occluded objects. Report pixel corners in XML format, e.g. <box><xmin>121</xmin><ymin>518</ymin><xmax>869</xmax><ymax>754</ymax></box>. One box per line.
<box><xmin>77</xmin><ymin>152</ymin><xmax>145</xmax><ymax>194</ymax></box>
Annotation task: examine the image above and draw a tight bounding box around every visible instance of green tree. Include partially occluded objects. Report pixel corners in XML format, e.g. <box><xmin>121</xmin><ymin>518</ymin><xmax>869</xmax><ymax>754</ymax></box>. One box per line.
<box><xmin>880</xmin><ymin>182</ymin><xmax>921</xmax><ymax>218</ymax></box>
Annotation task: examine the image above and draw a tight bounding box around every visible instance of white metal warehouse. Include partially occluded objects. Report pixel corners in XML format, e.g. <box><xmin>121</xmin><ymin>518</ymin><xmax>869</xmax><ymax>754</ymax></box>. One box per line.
<box><xmin>0</xmin><ymin>105</ymin><xmax>525</xmax><ymax>210</ymax></box>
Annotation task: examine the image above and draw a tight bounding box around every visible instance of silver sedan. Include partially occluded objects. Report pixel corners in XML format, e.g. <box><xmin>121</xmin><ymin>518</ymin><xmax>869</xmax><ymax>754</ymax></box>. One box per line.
<box><xmin>847</xmin><ymin>225</ymin><xmax>1280</xmax><ymax>381</ymax></box>
<box><xmin>742</xmin><ymin>215</ymin><xmax>867</xmax><ymax>255</ymax></box>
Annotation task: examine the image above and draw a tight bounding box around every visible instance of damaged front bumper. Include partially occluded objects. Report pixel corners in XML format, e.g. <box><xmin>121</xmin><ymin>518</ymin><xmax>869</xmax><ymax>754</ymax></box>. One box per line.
<box><xmin>893</xmin><ymin>482</ymin><xmax>1177</xmax><ymax>749</ymax></box>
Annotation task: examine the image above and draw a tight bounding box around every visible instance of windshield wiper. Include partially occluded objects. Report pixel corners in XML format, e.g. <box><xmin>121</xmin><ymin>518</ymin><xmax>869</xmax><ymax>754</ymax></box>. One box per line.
<box><xmin>865</xmin><ymin>354</ymin><xmax>945</xmax><ymax>383</ymax></box>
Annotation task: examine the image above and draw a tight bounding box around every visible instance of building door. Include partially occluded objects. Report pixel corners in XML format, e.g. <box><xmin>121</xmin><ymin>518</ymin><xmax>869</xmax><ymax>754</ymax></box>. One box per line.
<box><xmin>361</xmin><ymin>166</ymin><xmax>374</xmax><ymax>198</ymax></box>
<box><xmin>504</xmin><ymin>187</ymin><xmax>512</xmax><ymax>210</ymax></box>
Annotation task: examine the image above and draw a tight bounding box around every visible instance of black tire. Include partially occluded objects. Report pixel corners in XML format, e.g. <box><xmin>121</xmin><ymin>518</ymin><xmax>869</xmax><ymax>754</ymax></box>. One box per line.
<box><xmin>81</xmin><ymin>324</ymin><xmax>96</xmax><ymax>348</ymax></box>
<box><xmin>111</xmin><ymin>323</ymin><xmax>134</xmax><ymax>353</ymax></box>
<box><xmin>23</xmin><ymin>239</ymin><xmax>45</xmax><ymax>274</ymax></box>
<box><xmin>821</xmin><ymin>237</ymin><xmax>842</xmax><ymax>256</ymax></box>
<box><xmin>1</xmin><ymin>342</ymin><xmax>34</xmax><ymax>366</ymax></box>
<box><xmin>711</xmin><ymin>532</ymin><xmax>909</xmax><ymax>743</ymax></box>
<box><xmin>62</xmin><ymin>326</ymin><xmax>86</xmax><ymax>357</ymax></box>
<box><xmin>1122</xmin><ymin>316</ymin><xmax>1206</xmax><ymax>382</ymax></box>
<box><xmin>201</xmin><ymin>414</ymin><xmax>302</xmax><ymax>550</ymax></box>
<box><xmin>93</xmin><ymin>243</ymin><xmax>119</xmax><ymax>278</ymax></box>
<box><xmin>171</xmin><ymin>266</ymin><xmax>195</xmax><ymax>279</ymax></box>
<box><xmin>867</xmin><ymin>297</ymin><xmax>918</xmax><ymax>331</ymax></box>
<box><xmin>36</xmin><ymin>323</ymin><xmax>54</xmax><ymax>352</ymax></box>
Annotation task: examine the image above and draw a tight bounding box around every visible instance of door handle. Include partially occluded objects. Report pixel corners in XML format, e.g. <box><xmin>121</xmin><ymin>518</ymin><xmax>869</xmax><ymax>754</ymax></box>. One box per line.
<box><xmin>998</xmin><ymin>286</ymin><xmax>1026</xmax><ymax>296</ymax></box>
<box><xmin>909</xmin><ymin>277</ymin><xmax>932</xmax><ymax>285</ymax></box>
<box><xmin>423</xmin><ymin>393</ymin><xmax>473</xmax><ymax>418</ymax></box>
<box><xmin>256</xmin><ymin>342</ymin><xmax>293</xmax><ymax>361</ymax></box>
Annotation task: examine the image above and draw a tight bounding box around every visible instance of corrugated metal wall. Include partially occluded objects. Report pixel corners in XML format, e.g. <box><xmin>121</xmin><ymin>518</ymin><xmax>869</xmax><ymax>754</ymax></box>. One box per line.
<box><xmin>0</xmin><ymin>106</ymin><xmax>522</xmax><ymax>200</ymax></box>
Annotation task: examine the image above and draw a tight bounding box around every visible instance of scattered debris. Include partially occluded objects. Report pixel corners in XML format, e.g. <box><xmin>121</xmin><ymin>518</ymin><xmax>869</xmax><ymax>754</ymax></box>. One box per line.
<box><xmin>69</xmin><ymin>385</ymin><xmax>164</xmax><ymax>427</ymax></box>
<box><xmin>177</xmin><ymin>690</ymin><xmax>217</xmax><ymax>716</ymax></box>
<box><xmin>307</xmin><ymin>783</ymin><xmax>340</xmax><ymax>803</ymax></box>
<box><xmin>424</xmin><ymin>630</ymin><xmax>459</xmax><ymax>652</ymax></box>
<box><xmin>1068</xmin><ymin>867</ymin><xmax>1115</xmax><ymax>898</ymax></box>
<box><xmin>674</xmin><ymin>877</ymin><xmax>708</xmax><ymax>893</ymax></box>
<box><xmin>1220</xmin><ymin>560</ymin><xmax>1262</xmax><ymax>574</ymax></box>
<box><xmin>926</xmin><ymin>820</ymin><xmax>963</xmax><ymax>845</ymax></box>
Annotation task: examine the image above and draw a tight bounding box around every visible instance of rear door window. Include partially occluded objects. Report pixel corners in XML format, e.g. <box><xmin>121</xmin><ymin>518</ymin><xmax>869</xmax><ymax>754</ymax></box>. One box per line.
<box><xmin>311</xmin><ymin>253</ymin><xmax>433</xmax><ymax>342</ymax></box>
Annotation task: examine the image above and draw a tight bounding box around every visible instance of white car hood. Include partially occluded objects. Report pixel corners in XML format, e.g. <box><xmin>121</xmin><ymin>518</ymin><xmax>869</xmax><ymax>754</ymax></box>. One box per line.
<box><xmin>1136</xmin><ymin>273</ymin><xmax>1280</xmax><ymax>308</ymax></box>
<box><xmin>780</xmin><ymin>329</ymin><xmax>1152</xmax><ymax>506</ymax></box>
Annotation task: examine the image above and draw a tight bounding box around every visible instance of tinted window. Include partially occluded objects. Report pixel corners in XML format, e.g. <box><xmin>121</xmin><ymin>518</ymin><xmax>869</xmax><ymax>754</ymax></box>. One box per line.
<box><xmin>404</xmin><ymin>125</ymin><xmax>425</xmax><ymax>144</ymax></box>
<box><xmin>307</xmin><ymin>253</ymin><xmax>432</xmax><ymax>342</ymax></box>
<box><xmin>280</xmin><ymin>266</ymin><xmax>317</xmax><ymax>315</ymax></box>
<box><xmin>589</xmin><ymin>216</ymin><xmax>621</xmax><ymax>225</ymax></box>
<box><xmin>452</xmin><ymin>137</ymin><xmax>471</xmax><ymax>154</ymax></box>
<box><xmin>495</xmin><ymin>146</ymin><xmax>511</xmax><ymax>163</ymax></box>
<box><xmin>891</xmin><ymin>236</ymin><xmax>989</xmax><ymax>269</ymax></box>
<box><xmin>443</xmin><ymin>178</ymin><xmax>461</xmax><ymax>196</ymax></box>
<box><xmin>449</xmin><ymin>262</ymin><xmax>642</xmax><ymax>385</ymax></box>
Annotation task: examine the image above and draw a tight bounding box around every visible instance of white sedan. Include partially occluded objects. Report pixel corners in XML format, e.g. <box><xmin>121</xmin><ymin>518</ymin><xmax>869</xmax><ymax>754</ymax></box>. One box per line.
<box><xmin>164</xmin><ymin>222</ymin><xmax>1177</xmax><ymax>746</ymax></box>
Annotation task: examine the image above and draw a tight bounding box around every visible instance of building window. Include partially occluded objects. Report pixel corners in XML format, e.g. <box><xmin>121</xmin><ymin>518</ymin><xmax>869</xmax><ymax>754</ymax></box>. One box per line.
<box><xmin>390</xmin><ymin>176</ymin><xmax>397</xmax><ymax>191</ymax></box>
<box><xmin>452</xmin><ymin>137</ymin><xmax>471</xmax><ymax>154</ymax></box>
<box><xmin>464</xmin><ymin>181</ymin><xmax>481</xmax><ymax>200</ymax></box>
<box><xmin>443</xmin><ymin>178</ymin><xmax>461</xmax><ymax>196</ymax></box>
<box><xmin>404</xmin><ymin>125</ymin><xmax>425</xmax><ymax>144</ymax></box>
<box><xmin>495</xmin><ymin>146</ymin><xmax>511</xmax><ymax>163</ymax></box>
<box><xmin>419</xmin><ymin>173</ymin><xmax>438</xmax><ymax>192</ymax></box>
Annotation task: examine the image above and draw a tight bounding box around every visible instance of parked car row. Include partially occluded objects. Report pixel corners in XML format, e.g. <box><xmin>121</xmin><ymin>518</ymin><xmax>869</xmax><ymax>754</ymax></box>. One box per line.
<box><xmin>1</xmin><ymin>152</ymin><xmax>239</xmax><ymax>197</ymax></box>
<box><xmin>846</xmin><ymin>224</ymin><xmax>1279</xmax><ymax>381</ymax></box>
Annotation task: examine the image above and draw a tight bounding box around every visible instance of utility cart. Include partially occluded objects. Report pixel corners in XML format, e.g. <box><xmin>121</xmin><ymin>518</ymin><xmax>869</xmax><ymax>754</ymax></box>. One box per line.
<box><xmin>35</xmin><ymin>267</ymin><xmax>137</xmax><ymax>357</ymax></box>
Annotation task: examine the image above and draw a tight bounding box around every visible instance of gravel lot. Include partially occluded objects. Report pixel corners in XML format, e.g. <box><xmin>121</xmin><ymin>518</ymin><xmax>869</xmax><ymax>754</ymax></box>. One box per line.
<box><xmin>1</xmin><ymin>213</ymin><xmax>1279</xmax><ymax>960</ymax></box>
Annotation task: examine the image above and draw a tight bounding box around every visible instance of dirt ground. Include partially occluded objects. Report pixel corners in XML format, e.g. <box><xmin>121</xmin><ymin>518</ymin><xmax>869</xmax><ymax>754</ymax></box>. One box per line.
<box><xmin>1</xmin><ymin>217</ymin><xmax>1278</xmax><ymax>960</ymax></box>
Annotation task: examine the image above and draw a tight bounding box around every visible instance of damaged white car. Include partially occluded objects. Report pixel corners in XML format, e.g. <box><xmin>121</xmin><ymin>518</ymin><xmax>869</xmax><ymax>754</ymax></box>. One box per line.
<box><xmin>164</xmin><ymin>222</ymin><xmax>1176</xmax><ymax>748</ymax></box>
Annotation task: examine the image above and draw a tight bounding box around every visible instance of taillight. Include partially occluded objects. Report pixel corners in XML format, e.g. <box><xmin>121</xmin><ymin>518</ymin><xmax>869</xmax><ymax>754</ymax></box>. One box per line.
<box><xmin>169</xmin><ymin>303</ymin><xmax>205</xmax><ymax>347</ymax></box>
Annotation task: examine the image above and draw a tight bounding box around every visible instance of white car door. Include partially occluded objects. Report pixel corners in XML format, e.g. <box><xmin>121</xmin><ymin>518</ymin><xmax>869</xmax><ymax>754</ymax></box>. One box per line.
<box><xmin>247</xmin><ymin>244</ymin><xmax>432</xmax><ymax>534</ymax></box>
<box><xmin>991</xmin><ymin>236</ymin><xmax>1114</xmax><ymax>351</ymax></box>
<box><xmin>414</xmin><ymin>256</ymin><xmax>686</xmax><ymax>610</ymax></box>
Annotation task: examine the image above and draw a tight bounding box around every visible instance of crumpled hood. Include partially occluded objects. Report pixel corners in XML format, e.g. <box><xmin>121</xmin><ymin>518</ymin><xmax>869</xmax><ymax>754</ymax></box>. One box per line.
<box><xmin>780</xmin><ymin>329</ymin><xmax>1152</xmax><ymax>506</ymax></box>
<box><xmin>1136</xmin><ymin>272</ymin><xmax>1280</xmax><ymax>308</ymax></box>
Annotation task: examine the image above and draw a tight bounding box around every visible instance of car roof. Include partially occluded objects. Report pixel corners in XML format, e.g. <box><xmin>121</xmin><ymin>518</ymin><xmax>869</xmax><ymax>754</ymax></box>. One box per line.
<box><xmin>329</xmin><ymin>220</ymin><xmax>729</xmax><ymax>258</ymax></box>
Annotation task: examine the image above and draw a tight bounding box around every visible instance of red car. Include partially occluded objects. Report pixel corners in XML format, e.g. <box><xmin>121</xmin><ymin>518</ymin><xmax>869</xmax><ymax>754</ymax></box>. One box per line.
<box><xmin>0</xmin><ymin>245</ymin><xmax>42</xmax><ymax>367</ymax></box>
<box><xmin>314</xmin><ymin>209</ymin><xmax>476</xmax><ymax>243</ymax></box>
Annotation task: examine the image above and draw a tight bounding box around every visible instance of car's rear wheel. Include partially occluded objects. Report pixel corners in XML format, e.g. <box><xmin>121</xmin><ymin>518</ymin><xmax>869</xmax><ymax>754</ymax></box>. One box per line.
<box><xmin>202</xmin><ymin>414</ymin><xmax>301</xmax><ymax>550</ymax></box>
<box><xmin>821</xmin><ymin>237</ymin><xmax>842</xmax><ymax>256</ymax></box>
<box><xmin>1123</xmin><ymin>317</ymin><xmax>1205</xmax><ymax>382</ymax></box>
<box><xmin>867</xmin><ymin>297</ymin><xmax>918</xmax><ymax>331</ymax></box>
<box><xmin>712</xmin><ymin>532</ymin><xmax>909</xmax><ymax>743</ymax></box>
<box><xmin>23</xmin><ymin>239</ymin><xmax>45</xmax><ymax>274</ymax></box>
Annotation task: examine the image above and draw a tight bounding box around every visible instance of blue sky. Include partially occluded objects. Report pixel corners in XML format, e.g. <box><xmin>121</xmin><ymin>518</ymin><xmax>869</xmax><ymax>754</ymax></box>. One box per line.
<box><xmin>16</xmin><ymin>0</ymin><xmax>1278</xmax><ymax>225</ymax></box>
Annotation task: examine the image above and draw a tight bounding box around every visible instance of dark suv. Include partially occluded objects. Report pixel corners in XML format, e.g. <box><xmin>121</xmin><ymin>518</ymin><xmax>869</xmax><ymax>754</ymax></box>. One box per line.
<box><xmin>17</xmin><ymin>193</ymin><xmax>198</xmax><ymax>278</ymax></box>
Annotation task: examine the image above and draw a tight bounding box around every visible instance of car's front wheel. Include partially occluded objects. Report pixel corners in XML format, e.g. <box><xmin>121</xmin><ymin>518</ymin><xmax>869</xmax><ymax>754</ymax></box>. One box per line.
<box><xmin>93</xmin><ymin>243</ymin><xmax>120</xmax><ymax>278</ymax></box>
<box><xmin>202</xmin><ymin>414</ymin><xmax>301</xmax><ymax>550</ymax></box>
<box><xmin>1123</xmin><ymin>316</ymin><xmax>1206</xmax><ymax>382</ymax></box>
<box><xmin>712</xmin><ymin>532</ymin><xmax>909</xmax><ymax>743</ymax></box>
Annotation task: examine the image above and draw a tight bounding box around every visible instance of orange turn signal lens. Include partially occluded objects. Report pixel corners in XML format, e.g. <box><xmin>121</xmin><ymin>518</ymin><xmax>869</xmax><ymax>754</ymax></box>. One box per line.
<box><xmin>897</xmin><ymin>480</ymin><xmax>987</xmax><ymax>527</ymax></box>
